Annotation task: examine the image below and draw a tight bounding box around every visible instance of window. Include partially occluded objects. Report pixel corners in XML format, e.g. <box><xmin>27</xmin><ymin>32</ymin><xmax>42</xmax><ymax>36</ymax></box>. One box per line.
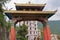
<box><xmin>27</xmin><ymin>21</ymin><xmax>28</xmax><ymax>24</ymax></box>
<box><xmin>30</xmin><ymin>23</ymin><xmax>31</xmax><ymax>26</ymax></box>
<box><xmin>34</xmin><ymin>31</ymin><xmax>35</xmax><ymax>34</ymax></box>
<box><xmin>30</xmin><ymin>31</ymin><xmax>32</xmax><ymax>34</ymax></box>
<box><xmin>35</xmin><ymin>28</ymin><xmax>36</xmax><ymax>30</ymax></box>
<box><xmin>30</xmin><ymin>27</ymin><xmax>31</xmax><ymax>30</ymax></box>
<box><xmin>34</xmin><ymin>24</ymin><xmax>36</xmax><ymax>26</ymax></box>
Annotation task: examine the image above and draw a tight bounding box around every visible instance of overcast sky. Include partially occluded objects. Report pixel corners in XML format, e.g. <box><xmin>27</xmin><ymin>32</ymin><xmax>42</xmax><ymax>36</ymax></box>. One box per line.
<box><xmin>5</xmin><ymin>0</ymin><xmax>60</xmax><ymax>21</ymax></box>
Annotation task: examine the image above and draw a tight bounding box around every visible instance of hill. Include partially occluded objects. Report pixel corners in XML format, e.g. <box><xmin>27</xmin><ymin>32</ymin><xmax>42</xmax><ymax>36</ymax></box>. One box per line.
<box><xmin>38</xmin><ymin>21</ymin><xmax>60</xmax><ymax>35</ymax></box>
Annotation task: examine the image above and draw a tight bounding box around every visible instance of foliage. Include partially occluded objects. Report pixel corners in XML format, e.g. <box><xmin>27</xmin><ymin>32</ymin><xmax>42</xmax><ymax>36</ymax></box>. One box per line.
<box><xmin>0</xmin><ymin>0</ymin><xmax>11</xmax><ymax>40</ymax></box>
<box><xmin>0</xmin><ymin>0</ymin><xmax>11</xmax><ymax>39</ymax></box>
<box><xmin>0</xmin><ymin>13</ymin><xmax>4</xmax><ymax>27</ymax></box>
<box><xmin>0</xmin><ymin>0</ymin><xmax>11</xmax><ymax>4</ymax></box>
<box><xmin>5</xmin><ymin>21</ymin><xmax>11</xmax><ymax>31</ymax></box>
<box><xmin>0</xmin><ymin>0</ymin><xmax>11</xmax><ymax>12</ymax></box>
<box><xmin>0</xmin><ymin>4</ymin><xmax>3</xmax><ymax>22</ymax></box>
<box><xmin>5</xmin><ymin>20</ymin><xmax>11</xmax><ymax>40</ymax></box>
<box><xmin>16</xmin><ymin>22</ymin><xmax>28</xmax><ymax>40</ymax></box>
<box><xmin>0</xmin><ymin>4</ymin><xmax>3</xmax><ymax>12</ymax></box>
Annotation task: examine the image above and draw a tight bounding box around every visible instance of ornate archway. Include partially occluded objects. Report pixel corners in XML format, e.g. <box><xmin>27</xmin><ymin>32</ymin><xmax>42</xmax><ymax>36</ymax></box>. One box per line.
<box><xmin>4</xmin><ymin>3</ymin><xmax>57</xmax><ymax>40</ymax></box>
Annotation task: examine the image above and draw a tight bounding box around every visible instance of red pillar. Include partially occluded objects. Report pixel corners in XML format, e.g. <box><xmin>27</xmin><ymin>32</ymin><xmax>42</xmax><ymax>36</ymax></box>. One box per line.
<box><xmin>9</xmin><ymin>19</ymin><xmax>16</xmax><ymax>40</ymax></box>
<box><xmin>43</xmin><ymin>25</ymin><xmax>51</xmax><ymax>40</ymax></box>
<box><xmin>10</xmin><ymin>26</ymin><xmax>16</xmax><ymax>40</ymax></box>
<box><xmin>42</xmin><ymin>19</ymin><xmax>51</xmax><ymax>40</ymax></box>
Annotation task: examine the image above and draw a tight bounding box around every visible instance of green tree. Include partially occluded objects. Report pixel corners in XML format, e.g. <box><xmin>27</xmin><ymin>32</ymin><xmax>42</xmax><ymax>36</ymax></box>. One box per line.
<box><xmin>5</xmin><ymin>20</ymin><xmax>11</xmax><ymax>40</ymax></box>
<box><xmin>0</xmin><ymin>4</ymin><xmax>5</xmax><ymax>39</ymax></box>
<box><xmin>0</xmin><ymin>0</ymin><xmax>11</xmax><ymax>40</ymax></box>
<box><xmin>16</xmin><ymin>22</ymin><xmax>28</xmax><ymax>40</ymax></box>
<box><xmin>0</xmin><ymin>13</ymin><xmax>11</xmax><ymax>40</ymax></box>
<box><xmin>0</xmin><ymin>12</ymin><xmax>5</xmax><ymax>40</ymax></box>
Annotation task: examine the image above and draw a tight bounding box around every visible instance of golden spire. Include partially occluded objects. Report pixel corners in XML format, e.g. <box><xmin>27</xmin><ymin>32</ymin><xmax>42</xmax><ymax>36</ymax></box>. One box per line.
<box><xmin>28</xmin><ymin>1</ymin><xmax>31</xmax><ymax>4</ymax></box>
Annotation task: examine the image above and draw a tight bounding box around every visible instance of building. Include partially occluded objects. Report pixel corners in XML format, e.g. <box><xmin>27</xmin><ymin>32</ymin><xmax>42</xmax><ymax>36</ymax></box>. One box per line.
<box><xmin>51</xmin><ymin>34</ymin><xmax>58</xmax><ymax>40</ymax></box>
<box><xmin>19</xmin><ymin>21</ymin><xmax>42</xmax><ymax>40</ymax></box>
<box><xmin>26</xmin><ymin>21</ymin><xmax>38</xmax><ymax>40</ymax></box>
<box><xmin>37</xmin><ymin>28</ymin><xmax>42</xmax><ymax>40</ymax></box>
<box><xmin>51</xmin><ymin>34</ymin><xmax>60</xmax><ymax>40</ymax></box>
<box><xmin>18</xmin><ymin>21</ymin><xmax>38</xmax><ymax>40</ymax></box>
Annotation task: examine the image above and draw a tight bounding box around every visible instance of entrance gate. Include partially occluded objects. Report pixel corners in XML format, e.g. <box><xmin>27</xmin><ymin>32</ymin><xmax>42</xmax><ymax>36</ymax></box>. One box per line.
<box><xmin>4</xmin><ymin>3</ymin><xmax>57</xmax><ymax>40</ymax></box>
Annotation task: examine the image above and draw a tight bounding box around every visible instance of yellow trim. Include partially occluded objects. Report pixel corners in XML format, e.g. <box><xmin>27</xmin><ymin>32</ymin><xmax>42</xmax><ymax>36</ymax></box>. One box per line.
<box><xmin>14</xmin><ymin>3</ymin><xmax>46</xmax><ymax>6</ymax></box>
<box><xmin>4</xmin><ymin>10</ymin><xmax>56</xmax><ymax>14</ymax></box>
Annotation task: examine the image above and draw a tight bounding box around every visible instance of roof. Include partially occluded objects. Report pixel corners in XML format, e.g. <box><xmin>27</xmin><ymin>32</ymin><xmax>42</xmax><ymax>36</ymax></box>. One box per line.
<box><xmin>4</xmin><ymin>10</ymin><xmax>56</xmax><ymax>19</ymax></box>
<box><xmin>15</xmin><ymin>3</ymin><xmax>46</xmax><ymax>7</ymax></box>
<box><xmin>4</xmin><ymin>10</ymin><xmax>56</xmax><ymax>14</ymax></box>
<box><xmin>15</xmin><ymin>3</ymin><xmax>46</xmax><ymax>10</ymax></box>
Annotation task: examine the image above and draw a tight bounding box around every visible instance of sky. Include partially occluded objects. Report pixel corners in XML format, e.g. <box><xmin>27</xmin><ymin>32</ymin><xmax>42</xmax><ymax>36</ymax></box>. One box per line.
<box><xmin>4</xmin><ymin>0</ymin><xmax>60</xmax><ymax>21</ymax></box>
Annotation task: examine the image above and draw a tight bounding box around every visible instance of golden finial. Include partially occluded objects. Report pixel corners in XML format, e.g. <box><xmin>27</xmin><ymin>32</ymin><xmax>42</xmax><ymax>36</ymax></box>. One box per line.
<box><xmin>14</xmin><ymin>2</ymin><xmax>16</xmax><ymax>4</ymax></box>
<box><xmin>44</xmin><ymin>3</ymin><xmax>46</xmax><ymax>5</ymax></box>
<box><xmin>28</xmin><ymin>1</ymin><xmax>31</xmax><ymax>4</ymax></box>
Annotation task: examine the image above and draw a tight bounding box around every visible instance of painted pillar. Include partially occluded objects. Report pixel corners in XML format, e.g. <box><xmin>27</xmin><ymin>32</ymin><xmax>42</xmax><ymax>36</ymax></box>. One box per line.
<box><xmin>42</xmin><ymin>19</ymin><xmax>51</xmax><ymax>40</ymax></box>
<box><xmin>9</xmin><ymin>20</ymin><xmax>16</xmax><ymax>40</ymax></box>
